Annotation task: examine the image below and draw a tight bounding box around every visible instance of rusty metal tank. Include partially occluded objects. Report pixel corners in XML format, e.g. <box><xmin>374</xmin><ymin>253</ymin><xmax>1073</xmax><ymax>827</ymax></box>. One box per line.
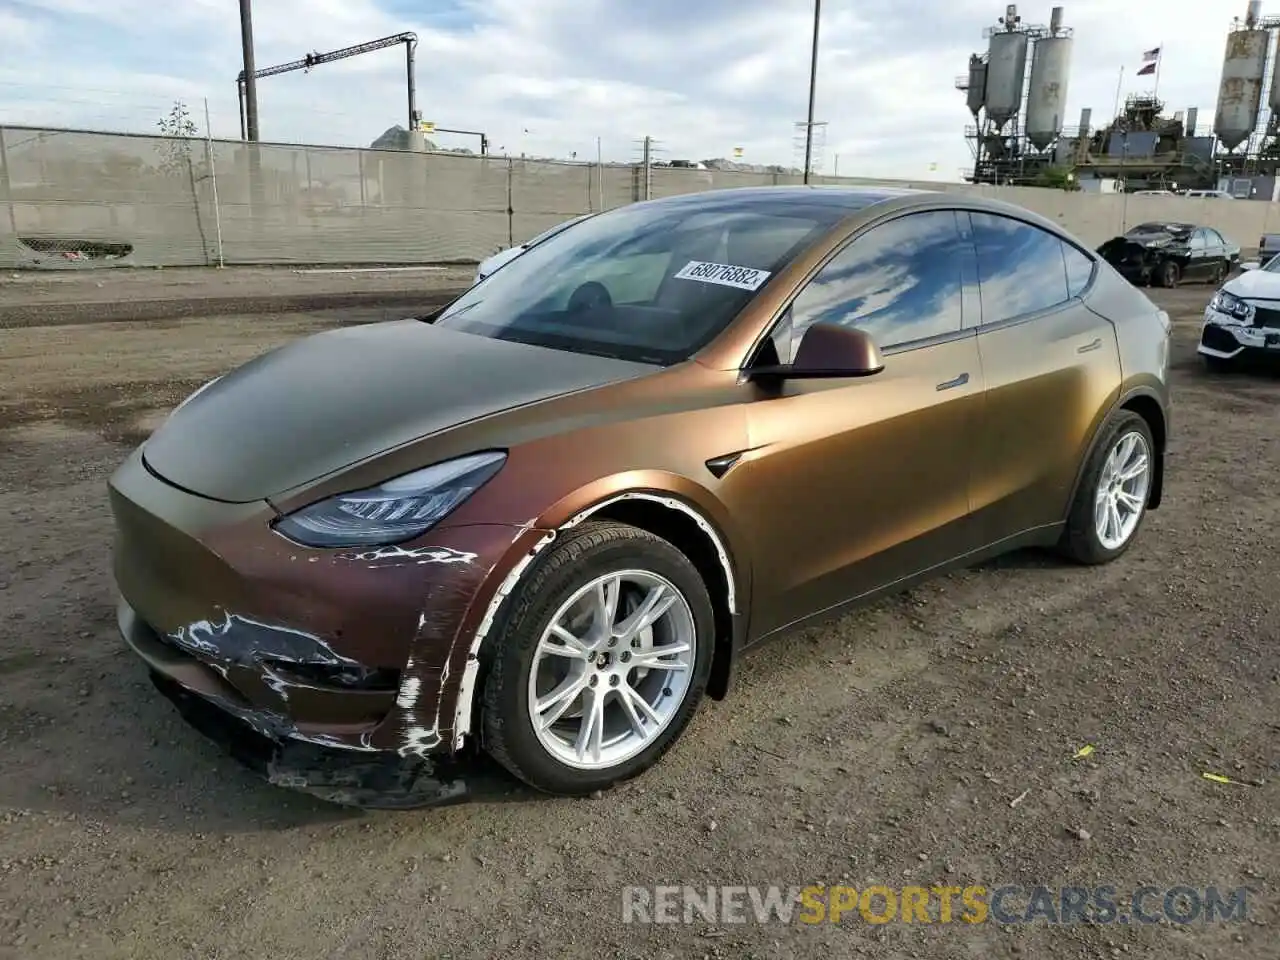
<box><xmin>966</xmin><ymin>54</ymin><xmax>988</xmax><ymax>117</ymax></box>
<box><xmin>1025</xmin><ymin>8</ymin><xmax>1072</xmax><ymax>150</ymax></box>
<box><xmin>984</xmin><ymin>13</ymin><xmax>1029</xmax><ymax>130</ymax></box>
<box><xmin>1214</xmin><ymin>23</ymin><xmax>1268</xmax><ymax>151</ymax></box>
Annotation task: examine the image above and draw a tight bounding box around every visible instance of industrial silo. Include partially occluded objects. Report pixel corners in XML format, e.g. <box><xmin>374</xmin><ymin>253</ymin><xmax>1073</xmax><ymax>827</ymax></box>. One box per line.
<box><xmin>984</xmin><ymin>6</ymin><xmax>1030</xmax><ymax>130</ymax></box>
<box><xmin>966</xmin><ymin>54</ymin><xmax>988</xmax><ymax>117</ymax></box>
<box><xmin>1214</xmin><ymin>12</ymin><xmax>1269</xmax><ymax>151</ymax></box>
<box><xmin>1025</xmin><ymin>7</ymin><xmax>1072</xmax><ymax>150</ymax></box>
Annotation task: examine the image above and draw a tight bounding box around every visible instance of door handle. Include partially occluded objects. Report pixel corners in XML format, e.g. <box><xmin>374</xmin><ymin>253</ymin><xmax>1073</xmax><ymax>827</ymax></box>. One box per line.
<box><xmin>935</xmin><ymin>372</ymin><xmax>969</xmax><ymax>391</ymax></box>
<box><xmin>1077</xmin><ymin>337</ymin><xmax>1103</xmax><ymax>354</ymax></box>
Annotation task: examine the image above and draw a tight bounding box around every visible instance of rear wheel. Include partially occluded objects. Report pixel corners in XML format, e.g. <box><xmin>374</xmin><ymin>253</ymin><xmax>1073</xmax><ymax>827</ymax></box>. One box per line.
<box><xmin>1158</xmin><ymin>259</ymin><xmax>1180</xmax><ymax>288</ymax></box>
<box><xmin>480</xmin><ymin>521</ymin><xmax>714</xmax><ymax>795</ymax></box>
<box><xmin>1210</xmin><ymin>261</ymin><xmax>1229</xmax><ymax>285</ymax></box>
<box><xmin>1059</xmin><ymin>412</ymin><xmax>1155</xmax><ymax>565</ymax></box>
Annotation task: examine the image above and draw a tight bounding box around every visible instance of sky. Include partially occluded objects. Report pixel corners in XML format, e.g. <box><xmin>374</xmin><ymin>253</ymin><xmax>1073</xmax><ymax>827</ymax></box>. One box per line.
<box><xmin>0</xmin><ymin>0</ymin><xmax>1253</xmax><ymax>180</ymax></box>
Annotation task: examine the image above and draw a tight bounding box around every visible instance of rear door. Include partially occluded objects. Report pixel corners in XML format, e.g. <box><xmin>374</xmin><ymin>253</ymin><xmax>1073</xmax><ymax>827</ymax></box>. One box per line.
<box><xmin>966</xmin><ymin>211</ymin><xmax>1123</xmax><ymax>544</ymax></box>
<box><xmin>1204</xmin><ymin>228</ymin><xmax>1235</xmax><ymax>273</ymax></box>
<box><xmin>1187</xmin><ymin>229</ymin><xmax>1212</xmax><ymax>281</ymax></box>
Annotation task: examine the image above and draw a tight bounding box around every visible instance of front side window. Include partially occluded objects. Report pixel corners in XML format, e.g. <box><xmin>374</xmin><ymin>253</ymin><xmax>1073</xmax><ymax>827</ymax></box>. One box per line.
<box><xmin>432</xmin><ymin>196</ymin><xmax>882</xmax><ymax>365</ymax></box>
<box><xmin>971</xmin><ymin>212</ymin><xmax>1071</xmax><ymax>324</ymax></box>
<box><xmin>775</xmin><ymin>210</ymin><xmax>966</xmax><ymax>360</ymax></box>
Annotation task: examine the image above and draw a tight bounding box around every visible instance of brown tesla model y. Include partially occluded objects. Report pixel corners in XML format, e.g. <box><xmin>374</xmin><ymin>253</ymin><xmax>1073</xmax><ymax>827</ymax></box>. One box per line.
<box><xmin>109</xmin><ymin>186</ymin><xmax>1171</xmax><ymax>807</ymax></box>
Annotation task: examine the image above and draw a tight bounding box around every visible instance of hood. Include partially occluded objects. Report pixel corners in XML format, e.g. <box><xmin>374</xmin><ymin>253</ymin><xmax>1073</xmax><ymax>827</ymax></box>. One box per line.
<box><xmin>142</xmin><ymin>319</ymin><xmax>653</xmax><ymax>503</ymax></box>
<box><xmin>1223</xmin><ymin>267</ymin><xmax>1280</xmax><ymax>301</ymax></box>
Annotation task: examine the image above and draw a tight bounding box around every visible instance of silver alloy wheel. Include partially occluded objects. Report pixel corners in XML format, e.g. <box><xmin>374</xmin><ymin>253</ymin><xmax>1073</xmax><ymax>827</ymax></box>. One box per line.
<box><xmin>527</xmin><ymin>569</ymin><xmax>697</xmax><ymax>770</ymax></box>
<box><xmin>1094</xmin><ymin>430</ymin><xmax>1152</xmax><ymax>551</ymax></box>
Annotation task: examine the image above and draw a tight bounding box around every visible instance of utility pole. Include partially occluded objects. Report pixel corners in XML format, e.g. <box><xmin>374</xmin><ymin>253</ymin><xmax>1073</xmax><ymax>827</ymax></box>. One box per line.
<box><xmin>642</xmin><ymin>136</ymin><xmax>652</xmax><ymax>200</ymax></box>
<box><xmin>238</xmin><ymin>0</ymin><xmax>259</xmax><ymax>141</ymax></box>
<box><xmin>803</xmin><ymin>0</ymin><xmax>821</xmax><ymax>184</ymax></box>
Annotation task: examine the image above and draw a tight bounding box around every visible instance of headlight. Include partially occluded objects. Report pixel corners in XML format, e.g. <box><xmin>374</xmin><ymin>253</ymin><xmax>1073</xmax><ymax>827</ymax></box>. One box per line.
<box><xmin>1209</xmin><ymin>290</ymin><xmax>1254</xmax><ymax>325</ymax></box>
<box><xmin>272</xmin><ymin>451</ymin><xmax>507</xmax><ymax>548</ymax></box>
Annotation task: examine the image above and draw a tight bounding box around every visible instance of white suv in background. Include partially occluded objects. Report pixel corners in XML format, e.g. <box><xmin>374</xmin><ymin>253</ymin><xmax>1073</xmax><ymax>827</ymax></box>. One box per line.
<box><xmin>473</xmin><ymin>214</ymin><xmax>594</xmax><ymax>285</ymax></box>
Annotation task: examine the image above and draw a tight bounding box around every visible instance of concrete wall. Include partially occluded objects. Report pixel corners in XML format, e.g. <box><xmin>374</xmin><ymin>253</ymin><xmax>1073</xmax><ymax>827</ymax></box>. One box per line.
<box><xmin>5</xmin><ymin>124</ymin><xmax>1280</xmax><ymax>269</ymax></box>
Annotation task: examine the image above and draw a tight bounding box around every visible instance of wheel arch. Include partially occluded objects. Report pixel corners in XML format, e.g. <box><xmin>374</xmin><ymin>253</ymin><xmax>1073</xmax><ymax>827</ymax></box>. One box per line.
<box><xmin>1065</xmin><ymin>387</ymin><xmax>1167</xmax><ymax>519</ymax></box>
<box><xmin>1118</xmin><ymin>389</ymin><xmax>1167</xmax><ymax>509</ymax></box>
<box><xmin>587</xmin><ymin>495</ymin><xmax>739</xmax><ymax>701</ymax></box>
<box><xmin>450</xmin><ymin>486</ymin><xmax>747</xmax><ymax>751</ymax></box>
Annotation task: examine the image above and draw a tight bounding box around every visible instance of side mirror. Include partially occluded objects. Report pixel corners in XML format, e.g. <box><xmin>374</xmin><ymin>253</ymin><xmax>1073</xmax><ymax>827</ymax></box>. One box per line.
<box><xmin>749</xmin><ymin>322</ymin><xmax>885</xmax><ymax>381</ymax></box>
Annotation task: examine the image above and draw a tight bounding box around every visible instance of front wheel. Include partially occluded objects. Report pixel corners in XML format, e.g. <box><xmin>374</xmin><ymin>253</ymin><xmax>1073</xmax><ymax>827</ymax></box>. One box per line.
<box><xmin>480</xmin><ymin>521</ymin><xmax>714</xmax><ymax>795</ymax></box>
<box><xmin>1158</xmin><ymin>260</ymin><xmax>1180</xmax><ymax>288</ymax></box>
<box><xmin>1058</xmin><ymin>412</ymin><xmax>1155</xmax><ymax>565</ymax></box>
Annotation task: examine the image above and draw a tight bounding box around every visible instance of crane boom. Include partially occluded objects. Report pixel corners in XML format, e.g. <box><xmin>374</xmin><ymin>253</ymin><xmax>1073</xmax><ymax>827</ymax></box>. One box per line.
<box><xmin>236</xmin><ymin>32</ymin><xmax>417</xmax><ymax>82</ymax></box>
<box><xmin>235</xmin><ymin>32</ymin><xmax>419</xmax><ymax>139</ymax></box>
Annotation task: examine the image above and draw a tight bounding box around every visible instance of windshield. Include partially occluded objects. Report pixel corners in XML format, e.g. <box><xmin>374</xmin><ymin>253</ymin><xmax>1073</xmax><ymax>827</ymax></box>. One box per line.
<box><xmin>526</xmin><ymin>215</ymin><xmax>590</xmax><ymax>249</ymax></box>
<box><xmin>1262</xmin><ymin>253</ymin><xmax>1280</xmax><ymax>273</ymax></box>
<box><xmin>433</xmin><ymin>196</ymin><xmax>862</xmax><ymax>365</ymax></box>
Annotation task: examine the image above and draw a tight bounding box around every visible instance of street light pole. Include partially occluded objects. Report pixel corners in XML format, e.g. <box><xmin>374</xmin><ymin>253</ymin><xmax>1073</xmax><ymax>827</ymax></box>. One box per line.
<box><xmin>238</xmin><ymin>0</ymin><xmax>259</xmax><ymax>141</ymax></box>
<box><xmin>803</xmin><ymin>0</ymin><xmax>821</xmax><ymax>184</ymax></box>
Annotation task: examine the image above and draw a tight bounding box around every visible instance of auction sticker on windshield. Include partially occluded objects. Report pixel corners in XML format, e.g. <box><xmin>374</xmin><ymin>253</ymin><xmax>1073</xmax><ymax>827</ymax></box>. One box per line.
<box><xmin>673</xmin><ymin>260</ymin><xmax>772</xmax><ymax>291</ymax></box>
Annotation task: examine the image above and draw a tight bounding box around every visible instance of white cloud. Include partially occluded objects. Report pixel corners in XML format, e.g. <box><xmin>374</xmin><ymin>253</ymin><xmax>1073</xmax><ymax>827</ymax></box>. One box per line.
<box><xmin>0</xmin><ymin>0</ymin><xmax>1249</xmax><ymax>178</ymax></box>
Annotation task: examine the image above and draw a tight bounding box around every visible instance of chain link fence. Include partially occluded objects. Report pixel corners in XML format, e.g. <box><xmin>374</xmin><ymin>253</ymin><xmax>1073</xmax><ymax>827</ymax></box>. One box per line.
<box><xmin>5</xmin><ymin>124</ymin><xmax>1275</xmax><ymax>269</ymax></box>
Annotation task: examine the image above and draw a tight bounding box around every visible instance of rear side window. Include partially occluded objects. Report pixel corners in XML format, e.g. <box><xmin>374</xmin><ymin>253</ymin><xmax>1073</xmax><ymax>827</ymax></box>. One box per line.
<box><xmin>1063</xmin><ymin>244</ymin><xmax>1094</xmax><ymax>298</ymax></box>
<box><xmin>971</xmin><ymin>212</ymin><xmax>1071</xmax><ymax>325</ymax></box>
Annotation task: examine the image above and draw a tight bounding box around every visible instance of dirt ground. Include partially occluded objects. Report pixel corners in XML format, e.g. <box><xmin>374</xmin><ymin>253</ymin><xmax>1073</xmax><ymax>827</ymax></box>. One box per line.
<box><xmin>0</xmin><ymin>287</ymin><xmax>1276</xmax><ymax>960</ymax></box>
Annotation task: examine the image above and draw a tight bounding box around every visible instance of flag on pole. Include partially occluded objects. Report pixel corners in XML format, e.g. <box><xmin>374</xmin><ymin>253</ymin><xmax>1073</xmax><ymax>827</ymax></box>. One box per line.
<box><xmin>1142</xmin><ymin>46</ymin><xmax>1161</xmax><ymax>61</ymax></box>
<box><xmin>1137</xmin><ymin>61</ymin><xmax>1156</xmax><ymax>75</ymax></box>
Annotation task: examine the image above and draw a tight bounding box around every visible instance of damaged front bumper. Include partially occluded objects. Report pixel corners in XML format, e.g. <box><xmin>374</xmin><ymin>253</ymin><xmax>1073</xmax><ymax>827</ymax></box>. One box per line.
<box><xmin>121</xmin><ymin>599</ymin><xmax>518</xmax><ymax>809</ymax></box>
<box><xmin>1198</xmin><ymin>308</ymin><xmax>1280</xmax><ymax>360</ymax></box>
<box><xmin>148</xmin><ymin>668</ymin><xmax>476</xmax><ymax>809</ymax></box>
<box><xmin>108</xmin><ymin>447</ymin><xmax>551</xmax><ymax>807</ymax></box>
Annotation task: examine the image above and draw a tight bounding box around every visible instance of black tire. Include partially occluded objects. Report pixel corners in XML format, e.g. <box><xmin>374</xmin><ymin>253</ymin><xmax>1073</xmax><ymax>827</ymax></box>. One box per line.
<box><xmin>1158</xmin><ymin>259</ymin><xmax>1180</xmax><ymax>288</ymax></box>
<box><xmin>1058</xmin><ymin>411</ymin><xmax>1156</xmax><ymax>566</ymax></box>
<box><xmin>480</xmin><ymin>521</ymin><xmax>714</xmax><ymax>796</ymax></box>
<box><xmin>1202</xmin><ymin>354</ymin><xmax>1234</xmax><ymax>374</ymax></box>
<box><xmin>1210</xmin><ymin>261</ymin><xmax>1228</xmax><ymax>285</ymax></box>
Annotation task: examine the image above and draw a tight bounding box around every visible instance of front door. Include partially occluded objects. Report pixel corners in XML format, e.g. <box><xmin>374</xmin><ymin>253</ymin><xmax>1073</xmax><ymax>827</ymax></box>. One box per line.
<box><xmin>736</xmin><ymin>209</ymin><xmax>985</xmax><ymax>639</ymax></box>
<box><xmin>965</xmin><ymin>211</ymin><xmax>1124</xmax><ymax>543</ymax></box>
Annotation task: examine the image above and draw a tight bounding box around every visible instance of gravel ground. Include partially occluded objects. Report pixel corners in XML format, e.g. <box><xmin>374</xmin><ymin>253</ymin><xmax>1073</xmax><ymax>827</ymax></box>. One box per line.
<box><xmin>0</xmin><ymin>265</ymin><xmax>472</xmax><ymax>326</ymax></box>
<box><xmin>0</xmin><ymin>287</ymin><xmax>1276</xmax><ymax>960</ymax></box>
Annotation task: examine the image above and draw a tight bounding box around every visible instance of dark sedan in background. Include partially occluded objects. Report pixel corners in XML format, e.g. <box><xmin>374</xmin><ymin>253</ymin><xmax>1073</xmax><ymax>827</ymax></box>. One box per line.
<box><xmin>1098</xmin><ymin>222</ymin><xmax>1240</xmax><ymax>288</ymax></box>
